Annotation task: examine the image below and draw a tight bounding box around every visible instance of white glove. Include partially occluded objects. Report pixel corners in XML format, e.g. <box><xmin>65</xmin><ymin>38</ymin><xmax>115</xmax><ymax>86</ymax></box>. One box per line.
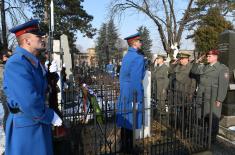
<box><xmin>132</xmin><ymin>102</ymin><xmax>139</xmax><ymax>110</ymax></box>
<box><xmin>64</xmin><ymin>82</ymin><xmax>68</xmax><ymax>89</ymax></box>
<box><xmin>44</xmin><ymin>60</ymin><xmax>50</xmax><ymax>71</ymax></box>
<box><xmin>52</xmin><ymin>112</ymin><xmax>62</xmax><ymax>126</ymax></box>
<box><xmin>49</xmin><ymin>60</ymin><xmax>58</xmax><ymax>73</ymax></box>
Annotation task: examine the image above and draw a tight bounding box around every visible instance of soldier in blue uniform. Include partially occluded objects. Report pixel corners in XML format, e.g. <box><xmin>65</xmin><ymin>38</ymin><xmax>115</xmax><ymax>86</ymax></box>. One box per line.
<box><xmin>3</xmin><ymin>19</ymin><xmax>62</xmax><ymax>155</ymax></box>
<box><xmin>116</xmin><ymin>33</ymin><xmax>145</xmax><ymax>153</ymax></box>
<box><xmin>106</xmin><ymin>60</ymin><xmax>114</xmax><ymax>78</ymax></box>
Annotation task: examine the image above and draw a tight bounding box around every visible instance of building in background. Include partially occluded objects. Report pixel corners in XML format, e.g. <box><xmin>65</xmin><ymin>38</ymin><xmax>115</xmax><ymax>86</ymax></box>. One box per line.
<box><xmin>75</xmin><ymin>48</ymin><xmax>97</xmax><ymax>67</ymax></box>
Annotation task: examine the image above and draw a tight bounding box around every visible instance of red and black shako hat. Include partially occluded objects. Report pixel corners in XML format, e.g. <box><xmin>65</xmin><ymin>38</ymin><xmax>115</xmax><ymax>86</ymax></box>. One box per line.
<box><xmin>9</xmin><ymin>19</ymin><xmax>45</xmax><ymax>37</ymax></box>
<box><xmin>124</xmin><ymin>32</ymin><xmax>141</xmax><ymax>43</ymax></box>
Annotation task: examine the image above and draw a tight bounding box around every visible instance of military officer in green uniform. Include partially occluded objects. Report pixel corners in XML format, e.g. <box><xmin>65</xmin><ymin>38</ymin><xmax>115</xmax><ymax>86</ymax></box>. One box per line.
<box><xmin>152</xmin><ymin>54</ymin><xmax>169</xmax><ymax>112</ymax></box>
<box><xmin>170</xmin><ymin>51</ymin><xmax>196</xmax><ymax>99</ymax></box>
<box><xmin>191</xmin><ymin>49</ymin><xmax>229</xmax><ymax>143</ymax></box>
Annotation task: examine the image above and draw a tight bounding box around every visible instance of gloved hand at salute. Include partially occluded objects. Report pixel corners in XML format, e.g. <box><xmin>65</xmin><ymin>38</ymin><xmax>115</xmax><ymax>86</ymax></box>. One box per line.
<box><xmin>51</xmin><ymin>112</ymin><xmax>62</xmax><ymax>126</ymax></box>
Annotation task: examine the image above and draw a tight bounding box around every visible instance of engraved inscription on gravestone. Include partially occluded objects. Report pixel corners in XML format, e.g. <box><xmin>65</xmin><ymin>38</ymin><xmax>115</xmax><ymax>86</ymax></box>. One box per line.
<box><xmin>218</xmin><ymin>43</ymin><xmax>229</xmax><ymax>53</ymax></box>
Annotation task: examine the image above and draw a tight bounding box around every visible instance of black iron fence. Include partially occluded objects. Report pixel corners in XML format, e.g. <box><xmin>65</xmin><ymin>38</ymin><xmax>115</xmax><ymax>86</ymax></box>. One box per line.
<box><xmin>57</xmin><ymin>71</ymin><xmax>212</xmax><ymax>155</ymax></box>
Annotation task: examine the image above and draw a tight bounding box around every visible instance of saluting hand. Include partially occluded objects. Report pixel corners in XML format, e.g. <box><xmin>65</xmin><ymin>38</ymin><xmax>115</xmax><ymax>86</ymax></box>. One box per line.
<box><xmin>172</xmin><ymin>59</ymin><xmax>178</xmax><ymax>65</ymax></box>
<box><xmin>196</xmin><ymin>54</ymin><xmax>206</xmax><ymax>63</ymax></box>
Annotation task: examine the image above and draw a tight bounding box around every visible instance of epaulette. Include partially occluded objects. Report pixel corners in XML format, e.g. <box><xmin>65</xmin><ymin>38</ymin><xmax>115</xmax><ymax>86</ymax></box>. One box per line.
<box><xmin>23</xmin><ymin>55</ymin><xmax>37</xmax><ymax>67</ymax></box>
<box><xmin>220</xmin><ymin>63</ymin><xmax>228</xmax><ymax>69</ymax></box>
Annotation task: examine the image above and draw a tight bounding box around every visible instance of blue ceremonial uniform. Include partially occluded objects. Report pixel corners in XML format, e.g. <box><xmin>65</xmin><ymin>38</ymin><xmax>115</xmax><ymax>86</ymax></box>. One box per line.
<box><xmin>106</xmin><ymin>63</ymin><xmax>114</xmax><ymax>77</ymax></box>
<box><xmin>3</xmin><ymin>47</ymin><xmax>54</xmax><ymax>155</ymax></box>
<box><xmin>117</xmin><ymin>47</ymin><xmax>145</xmax><ymax>130</ymax></box>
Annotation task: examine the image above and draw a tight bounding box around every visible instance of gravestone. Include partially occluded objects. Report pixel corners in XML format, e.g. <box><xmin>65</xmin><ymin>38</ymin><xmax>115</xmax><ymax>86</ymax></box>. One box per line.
<box><xmin>60</xmin><ymin>34</ymin><xmax>73</xmax><ymax>81</ymax></box>
<box><xmin>135</xmin><ymin>70</ymin><xmax>151</xmax><ymax>139</ymax></box>
<box><xmin>53</xmin><ymin>40</ymin><xmax>62</xmax><ymax>104</ymax></box>
<box><xmin>218</xmin><ymin>30</ymin><xmax>235</xmax><ymax>141</ymax></box>
<box><xmin>218</xmin><ymin>30</ymin><xmax>235</xmax><ymax>117</ymax></box>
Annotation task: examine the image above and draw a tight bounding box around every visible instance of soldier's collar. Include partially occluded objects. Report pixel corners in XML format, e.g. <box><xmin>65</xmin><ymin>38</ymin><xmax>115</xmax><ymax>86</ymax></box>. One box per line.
<box><xmin>15</xmin><ymin>46</ymin><xmax>39</xmax><ymax>68</ymax></box>
<box><xmin>128</xmin><ymin>47</ymin><xmax>138</xmax><ymax>52</ymax></box>
<box><xmin>211</xmin><ymin>62</ymin><xmax>220</xmax><ymax>67</ymax></box>
<box><xmin>158</xmin><ymin>63</ymin><xmax>164</xmax><ymax>67</ymax></box>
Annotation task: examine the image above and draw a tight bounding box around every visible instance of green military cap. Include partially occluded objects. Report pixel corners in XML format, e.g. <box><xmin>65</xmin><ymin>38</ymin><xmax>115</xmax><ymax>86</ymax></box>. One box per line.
<box><xmin>178</xmin><ymin>51</ymin><xmax>190</xmax><ymax>58</ymax></box>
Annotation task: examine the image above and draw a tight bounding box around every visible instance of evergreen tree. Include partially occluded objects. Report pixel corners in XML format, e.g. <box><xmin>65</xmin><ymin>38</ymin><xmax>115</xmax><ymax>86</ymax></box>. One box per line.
<box><xmin>193</xmin><ymin>7</ymin><xmax>233</xmax><ymax>55</ymax></box>
<box><xmin>137</xmin><ymin>26</ymin><xmax>152</xmax><ymax>60</ymax></box>
<box><xmin>95</xmin><ymin>23</ymin><xmax>107</xmax><ymax>67</ymax></box>
<box><xmin>26</xmin><ymin>0</ymin><xmax>96</xmax><ymax>53</ymax></box>
<box><xmin>95</xmin><ymin>19</ymin><xmax>119</xmax><ymax>67</ymax></box>
<box><xmin>114</xmin><ymin>38</ymin><xmax>127</xmax><ymax>64</ymax></box>
<box><xmin>107</xmin><ymin>19</ymin><xmax>118</xmax><ymax>63</ymax></box>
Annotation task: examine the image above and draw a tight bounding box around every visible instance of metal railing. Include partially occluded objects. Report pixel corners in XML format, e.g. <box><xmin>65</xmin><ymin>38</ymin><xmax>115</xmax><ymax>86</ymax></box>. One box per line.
<box><xmin>58</xmin><ymin>70</ymin><xmax>211</xmax><ymax>155</ymax></box>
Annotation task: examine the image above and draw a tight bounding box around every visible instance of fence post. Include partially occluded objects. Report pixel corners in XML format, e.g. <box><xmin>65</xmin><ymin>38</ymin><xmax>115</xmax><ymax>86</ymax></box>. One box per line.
<box><xmin>208</xmin><ymin>92</ymin><xmax>213</xmax><ymax>149</ymax></box>
<box><xmin>132</xmin><ymin>91</ymin><xmax>137</xmax><ymax>149</ymax></box>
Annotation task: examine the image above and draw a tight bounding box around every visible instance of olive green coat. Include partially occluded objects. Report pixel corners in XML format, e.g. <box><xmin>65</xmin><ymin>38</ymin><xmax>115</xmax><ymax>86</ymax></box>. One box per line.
<box><xmin>172</xmin><ymin>63</ymin><xmax>196</xmax><ymax>95</ymax></box>
<box><xmin>152</xmin><ymin>64</ymin><xmax>169</xmax><ymax>105</ymax></box>
<box><xmin>191</xmin><ymin>62</ymin><xmax>229</xmax><ymax>118</ymax></box>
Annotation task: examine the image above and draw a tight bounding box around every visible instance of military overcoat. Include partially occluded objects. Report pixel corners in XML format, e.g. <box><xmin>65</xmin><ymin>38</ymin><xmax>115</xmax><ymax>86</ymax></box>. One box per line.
<box><xmin>3</xmin><ymin>47</ymin><xmax>54</xmax><ymax>155</ymax></box>
<box><xmin>170</xmin><ymin>63</ymin><xmax>196</xmax><ymax>95</ymax></box>
<box><xmin>117</xmin><ymin>47</ymin><xmax>145</xmax><ymax>130</ymax></box>
<box><xmin>174</xmin><ymin>63</ymin><xmax>196</xmax><ymax>94</ymax></box>
<box><xmin>152</xmin><ymin>63</ymin><xmax>169</xmax><ymax>105</ymax></box>
<box><xmin>191</xmin><ymin>62</ymin><xmax>229</xmax><ymax>118</ymax></box>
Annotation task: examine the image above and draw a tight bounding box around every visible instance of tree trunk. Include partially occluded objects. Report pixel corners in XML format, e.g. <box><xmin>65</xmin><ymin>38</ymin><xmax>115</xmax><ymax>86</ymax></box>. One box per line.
<box><xmin>44</xmin><ymin>0</ymin><xmax>49</xmax><ymax>24</ymax></box>
<box><xmin>105</xmin><ymin>45</ymin><xmax>109</xmax><ymax>64</ymax></box>
<box><xmin>1</xmin><ymin>0</ymin><xmax>8</xmax><ymax>52</ymax></box>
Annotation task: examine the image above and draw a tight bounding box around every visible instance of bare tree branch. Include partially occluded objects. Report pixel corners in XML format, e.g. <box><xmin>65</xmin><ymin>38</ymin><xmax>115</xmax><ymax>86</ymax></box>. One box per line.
<box><xmin>1</xmin><ymin>0</ymin><xmax>29</xmax><ymax>50</ymax></box>
<box><xmin>110</xmin><ymin>0</ymin><xmax>199</xmax><ymax>54</ymax></box>
<box><xmin>162</xmin><ymin>0</ymin><xmax>172</xmax><ymax>50</ymax></box>
<box><xmin>168</xmin><ymin>0</ymin><xmax>177</xmax><ymax>43</ymax></box>
<box><xmin>176</xmin><ymin>0</ymin><xmax>194</xmax><ymax>44</ymax></box>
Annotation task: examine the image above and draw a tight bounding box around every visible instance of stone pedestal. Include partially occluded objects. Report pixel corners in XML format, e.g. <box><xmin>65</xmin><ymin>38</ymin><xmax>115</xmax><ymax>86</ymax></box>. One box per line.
<box><xmin>219</xmin><ymin>125</ymin><xmax>235</xmax><ymax>141</ymax></box>
<box><xmin>220</xmin><ymin>116</ymin><xmax>235</xmax><ymax>128</ymax></box>
<box><xmin>192</xmin><ymin>151</ymin><xmax>212</xmax><ymax>155</ymax></box>
<box><xmin>60</xmin><ymin>34</ymin><xmax>73</xmax><ymax>81</ymax></box>
<box><xmin>135</xmin><ymin>71</ymin><xmax>151</xmax><ymax>139</ymax></box>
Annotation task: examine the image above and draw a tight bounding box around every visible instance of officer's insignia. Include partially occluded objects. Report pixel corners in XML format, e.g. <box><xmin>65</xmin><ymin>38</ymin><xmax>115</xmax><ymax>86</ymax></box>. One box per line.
<box><xmin>25</xmin><ymin>56</ymin><xmax>37</xmax><ymax>66</ymax></box>
<box><xmin>224</xmin><ymin>72</ymin><xmax>229</xmax><ymax>79</ymax></box>
<box><xmin>28</xmin><ymin>58</ymin><xmax>36</xmax><ymax>66</ymax></box>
